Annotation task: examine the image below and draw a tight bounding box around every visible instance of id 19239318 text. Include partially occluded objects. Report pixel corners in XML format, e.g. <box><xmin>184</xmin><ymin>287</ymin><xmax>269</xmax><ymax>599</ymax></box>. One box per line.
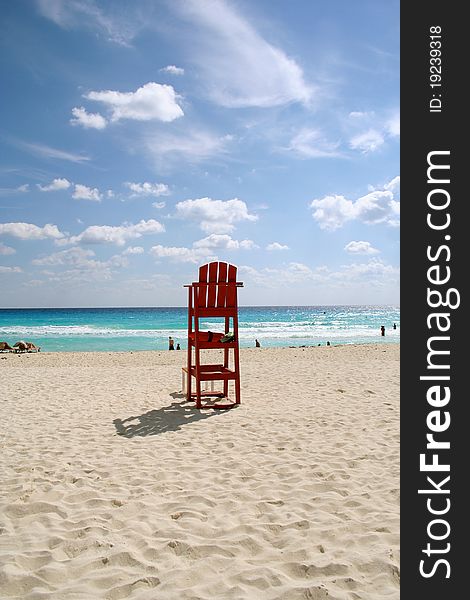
<box><xmin>429</xmin><ymin>26</ymin><xmax>443</xmax><ymax>113</ymax></box>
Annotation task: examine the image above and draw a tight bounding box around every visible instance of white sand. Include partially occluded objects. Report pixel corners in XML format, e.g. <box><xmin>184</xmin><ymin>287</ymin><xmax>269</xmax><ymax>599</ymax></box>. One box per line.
<box><xmin>0</xmin><ymin>344</ymin><xmax>399</xmax><ymax>599</ymax></box>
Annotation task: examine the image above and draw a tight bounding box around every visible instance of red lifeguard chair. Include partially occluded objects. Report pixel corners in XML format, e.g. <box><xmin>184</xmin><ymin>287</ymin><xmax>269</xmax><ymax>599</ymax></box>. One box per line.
<box><xmin>184</xmin><ymin>262</ymin><xmax>243</xmax><ymax>409</ymax></box>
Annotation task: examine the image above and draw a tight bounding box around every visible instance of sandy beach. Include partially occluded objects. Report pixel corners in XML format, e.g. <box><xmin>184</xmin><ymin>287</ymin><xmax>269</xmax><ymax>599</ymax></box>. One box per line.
<box><xmin>0</xmin><ymin>344</ymin><xmax>399</xmax><ymax>599</ymax></box>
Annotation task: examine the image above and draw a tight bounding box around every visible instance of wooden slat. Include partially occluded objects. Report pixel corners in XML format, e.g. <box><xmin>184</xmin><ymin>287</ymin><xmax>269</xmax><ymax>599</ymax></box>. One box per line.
<box><xmin>192</xmin><ymin>307</ymin><xmax>238</xmax><ymax>318</ymax></box>
<box><xmin>216</xmin><ymin>262</ymin><xmax>228</xmax><ymax>307</ymax></box>
<box><xmin>198</xmin><ymin>263</ymin><xmax>208</xmax><ymax>307</ymax></box>
<box><xmin>207</xmin><ymin>261</ymin><xmax>218</xmax><ymax>307</ymax></box>
<box><xmin>226</xmin><ymin>264</ymin><xmax>237</xmax><ymax>307</ymax></box>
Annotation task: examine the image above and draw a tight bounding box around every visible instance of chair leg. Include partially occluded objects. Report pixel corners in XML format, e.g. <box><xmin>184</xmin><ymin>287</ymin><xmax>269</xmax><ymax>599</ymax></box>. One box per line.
<box><xmin>223</xmin><ymin>347</ymin><xmax>229</xmax><ymax>398</ymax></box>
<box><xmin>233</xmin><ymin>314</ymin><xmax>241</xmax><ymax>404</ymax></box>
<box><xmin>223</xmin><ymin>316</ymin><xmax>229</xmax><ymax>398</ymax></box>
<box><xmin>194</xmin><ymin>344</ymin><xmax>202</xmax><ymax>409</ymax></box>
<box><xmin>234</xmin><ymin>347</ymin><xmax>241</xmax><ymax>404</ymax></box>
<box><xmin>186</xmin><ymin>346</ymin><xmax>192</xmax><ymax>401</ymax></box>
<box><xmin>195</xmin><ymin>375</ymin><xmax>202</xmax><ymax>408</ymax></box>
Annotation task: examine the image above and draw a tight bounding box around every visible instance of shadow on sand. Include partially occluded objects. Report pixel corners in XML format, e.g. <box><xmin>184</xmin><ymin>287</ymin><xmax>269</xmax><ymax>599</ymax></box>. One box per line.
<box><xmin>113</xmin><ymin>394</ymin><xmax>230</xmax><ymax>438</ymax></box>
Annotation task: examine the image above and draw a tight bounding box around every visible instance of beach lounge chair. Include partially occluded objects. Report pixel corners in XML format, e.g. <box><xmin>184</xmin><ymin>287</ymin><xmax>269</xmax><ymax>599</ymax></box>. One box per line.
<box><xmin>26</xmin><ymin>342</ymin><xmax>41</xmax><ymax>352</ymax></box>
<box><xmin>13</xmin><ymin>340</ymin><xmax>28</xmax><ymax>353</ymax></box>
<box><xmin>0</xmin><ymin>341</ymin><xmax>14</xmax><ymax>353</ymax></box>
<box><xmin>184</xmin><ymin>261</ymin><xmax>243</xmax><ymax>409</ymax></box>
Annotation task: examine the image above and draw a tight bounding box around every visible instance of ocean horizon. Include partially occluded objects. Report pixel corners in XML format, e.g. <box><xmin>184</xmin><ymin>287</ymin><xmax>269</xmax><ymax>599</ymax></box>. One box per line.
<box><xmin>0</xmin><ymin>305</ymin><xmax>400</xmax><ymax>352</ymax></box>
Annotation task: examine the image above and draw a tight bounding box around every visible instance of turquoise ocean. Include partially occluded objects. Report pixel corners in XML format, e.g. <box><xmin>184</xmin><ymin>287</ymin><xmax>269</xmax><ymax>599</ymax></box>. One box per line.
<box><xmin>0</xmin><ymin>306</ymin><xmax>400</xmax><ymax>352</ymax></box>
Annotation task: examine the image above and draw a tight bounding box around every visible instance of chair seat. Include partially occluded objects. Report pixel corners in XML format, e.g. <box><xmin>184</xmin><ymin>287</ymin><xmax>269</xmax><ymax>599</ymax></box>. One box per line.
<box><xmin>188</xmin><ymin>363</ymin><xmax>237</xmax><ymax>380</ymax></box>
<box><xmin>188</xmin><ymin>332</ymin><xmax>237</xmax><ymax>349</ymax></box>
<box><xmin>189</xmin><ymin>331</ymin><xmax>224</xmax><ymax>343</ymax></box>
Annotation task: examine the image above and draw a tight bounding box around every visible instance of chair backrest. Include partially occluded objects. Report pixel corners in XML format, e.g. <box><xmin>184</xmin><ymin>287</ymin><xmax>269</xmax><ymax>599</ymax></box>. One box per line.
<box><xmin>197</xmin><ymin>261</ymin><xmax>238</xmax><ymax>309</ymax></box>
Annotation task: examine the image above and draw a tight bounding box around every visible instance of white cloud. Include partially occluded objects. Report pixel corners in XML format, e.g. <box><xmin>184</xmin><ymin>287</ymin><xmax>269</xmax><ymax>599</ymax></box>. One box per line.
<box><xmin>0</xmin><ymin>184</ymin><xmax>29</xmax><ymax>196</ymax></box>
<box><xmin>387</xmin><ymin>114</ymin><xmax>400</xmax><ymax>136</ymax></box>
<box><xmin>32</xmin><ymin>246</ymin><xmax>130</xmax><ymax>280</ymax></box>
<box><xmin>72</xmin><ymin>184</ymin><xmax>102</xmax><ymax>202</ymax></box>
<box><xmin>150</xmin><ymin>245</ymin><xmax>201</xmax><ymax>263</ymax></box>
<box><xmin>85</xmin><ymin>82</ymin><xmax>184</xmax><ymax>123</ymax></box>
<box><xmin>19</xmin><ymin>141</ymin><xmax>90</xmax><ymax>162</ymax></box>
<box><xmin>107</xmin><ymin>254</ymin><xmax>129</xmax><ymax>268</ymax></box>
<box><xmin>152</xmin><ymin>201</ymin><xmax>166</xmax><ymax>209</ymax></box>
<box><xmin>150</xmin><ymin>245</ymin><xmax>207</xmax><ymax>263</ymax></box>
<box><xmin>32</xmin><ymin>246</ymin><xmax>96</xmax><ymax>266</ymax></box>
<box><xmin>144</xmin><ymin>128</ymin><xmax>231</xmax><ymax>166</ymax></box>
<box><xmin>309</xmin><ymin>195</ymin><xmax>356</xmax><ymax>231</ymax></box>
<box><xmin>354</xmin><ymin>190</ymin><xmax>395</xmax><ymax>224</ymax></box>
<box><xmin>122</xmin><ymin>246</ymin><xmax>144</xmax><ymax>255</ymax></box>
<box><xmin>266</xmin><ymin>242</ymin><xmax>289</xmax><ymax>251</ymax></box>
<box><xmin>337</xmin><ymin>258</ymin><xmax>399</xmax><ymax>281</ymax></box>
<box><xmin>150</xmin><ymin>234</ymin><xmax>257</xmax><ymax>263</ymax></box>
<box><xmin>70</xmin><ymin>106</ymin><xmax>107</xmax><ymax>130</ymax></box>
<box><xmin>240</xmin><ymin>258</ymin><xmax>399</xmax><ymax>289</ymax></box>
<box><xmin>238</xmin><ymin>239</ymin><xmax>257</xmax><ymax>250</ymax></box>
<box><xmin>310</xmin><ymin>177</ymin><xmax>400</xmax><ymax>230</ymax></box>
<box><xmin>349</xmin><ymin>129</ymin><xmax>384</xmax><ymax>153</ymax></box>
<box><xmin>160</xmin><ymin>65</ymin><xmax>185</xmax><ymax>76</ymax></box>
<box><xmin>0</xmin><ymin>222</ymin><xmax>64</xmax><ymax>240</ymax></box>
<box><xmin>175</xmin><ymin>197</ymin><xmax>258</xmax><ymax>233</ymax></box>
<box><xmin>385</xmin><ymin>175</ymin><xmax>400</xmax><ymax>194</ymax></box>
<box><xmin>287</xmin><ymin>129</ymin><xmax>341</xmax><ymax>158</ymax></box>
<box><xmin>344</xmin><ymin>241</ymin><xmax>380</xmax><ymax>255</ymax></box>
<box><xmin>239</xmin><ymin>262</ymin><xmax>322</xmax><ymax>287</ymax></box>
<box><xmin>389</xmin><ymin>199</ymin><xmax>400</xmax><ymax>226</ymax></box>
<box><xmin>60</xmin><ymin>219</ymin><xmax>165</xmax><ymax>246</ymax></box>
<box><xmin>36</xmin><ymin>0</ymin><xmax>145</xmax><ymax>46</ymax></box>
<box><xmin>0</xmin><ymin>242</ymin><xmax>16</xmax><ymax>255</ymax></box>
<box><xmin>172</xmin><ymin>0</ymin><xmax>312</xmax><ymax>108</ymax></box>
<box><xmin>36</xmin><ymin>0</ymin><xmax>77</xmax><ymax>27</ymax></box>
<box><xmin>124</xmin><ymin>182</ymin><xmax>170</xmax><ymax>197</ymax></box>
<box><xmin>23</xmin><ymin>279</ymin><xmax>44</xmax><ymax>287</ymax></box>
<box><xmin>349</xmin><ymin>111</ymin><xmax>372</xmax><ymax>119</ymax></box>
<box><xmin>346</xmin><ymin>110</ymin><xmax>399</xmax><ymax>154</ymax></box>
<box><xmin>192</xmin><ymin>234</ymin><xmax>258</xmax><ymax>250</ymax></box>
<box><xmin>37</xmin><ymin>177</ymin><xmax>71</xmax><ymax>192</ymax></box>
<box><xmin>0</xmin><ymin>265</ymin><xmax>22</xmax><ymax>273</ymax></box>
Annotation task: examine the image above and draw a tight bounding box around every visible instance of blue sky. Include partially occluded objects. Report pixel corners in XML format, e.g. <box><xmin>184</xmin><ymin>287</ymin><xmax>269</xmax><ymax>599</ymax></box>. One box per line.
<box><xmin>0</xmin><ymin>0</ymin><xmax>399</xmax><ymax>307</ymax></box>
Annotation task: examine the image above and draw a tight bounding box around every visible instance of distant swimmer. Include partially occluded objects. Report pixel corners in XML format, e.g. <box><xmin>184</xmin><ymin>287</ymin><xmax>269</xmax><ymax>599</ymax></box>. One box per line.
<box><xmin>393</xmin><ymin>323</ymin><xmax>397</xmax><ymax>330</ymax></box>
<box><xmin>169</xmin><ymin>336</ymin><xmax>175</xmax><ymax>350</ymax></box>
<box><xmin>255</xmin><ymin>339</ymin><xmax>261</xmax><ymax>348</ymax></box>
<box><xmin>380</xmin><ymin>325</ymin><xmax>385</xmax><ymax>336</ymax></box>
